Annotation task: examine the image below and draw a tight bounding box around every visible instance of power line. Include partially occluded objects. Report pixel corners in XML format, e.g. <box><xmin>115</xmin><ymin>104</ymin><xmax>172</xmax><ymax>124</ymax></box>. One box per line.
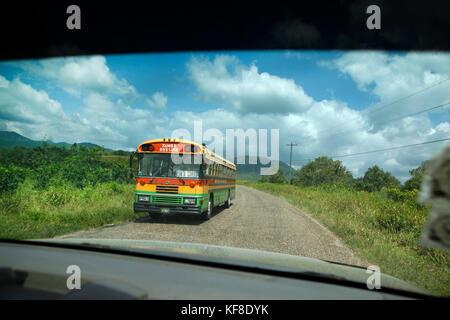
<box><xmin>288</xmin><ymin>78</ymin><xmax>450</xmax><ymax>166</ymax></box>
<box><xmin>364</xmin><ymin>77</ymin><xmax>450</xmax><ymax>116</ymax></box>
<box><xmin>298</xmin><ymin>101</ymin><xmax>450</xmax><ymax>145</ymax></box>
<box><xmin>304</xmin><ymin>77</ymin><xmax>450</xmax><ymax>141</ymax></box>
<box><xmin>370</xmin><ymin>101</ymin><xmax>450</xmax><ymax>127</ymax></box>
<box><xmin>315</xmin><ymin>101</ymin><xmax>450</xmax><ymax>142</ymax></box>
<box><xmin>293</xmin><ymin>137</ymin><xmax>450</xmax><ymax>163</ymax></box>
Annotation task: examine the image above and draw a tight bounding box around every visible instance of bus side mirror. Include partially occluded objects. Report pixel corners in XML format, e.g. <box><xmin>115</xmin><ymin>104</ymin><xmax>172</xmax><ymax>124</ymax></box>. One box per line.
<box><xmin>200</xmin><ymin>162</ymin><xmax>206</xmax><ymax>177</ymax></box>
<box><xmin>129</xmin><ymin>152</ymin><xmax>135</xmax><ymax>179</ymax></box>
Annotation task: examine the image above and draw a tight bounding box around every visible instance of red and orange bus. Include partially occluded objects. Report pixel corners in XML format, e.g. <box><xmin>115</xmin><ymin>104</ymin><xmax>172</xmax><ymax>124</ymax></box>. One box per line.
<box><xmin>130</xmin><ymin>138</ymin><xmax>236</xmax><ymax>219</ymax></box>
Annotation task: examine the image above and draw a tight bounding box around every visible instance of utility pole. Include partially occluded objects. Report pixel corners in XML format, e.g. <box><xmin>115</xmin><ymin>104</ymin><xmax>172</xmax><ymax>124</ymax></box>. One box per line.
<box><xmin>286</xmin><ymin>142</ymin><xmax>297</xmax><ymax>184</ymax></box>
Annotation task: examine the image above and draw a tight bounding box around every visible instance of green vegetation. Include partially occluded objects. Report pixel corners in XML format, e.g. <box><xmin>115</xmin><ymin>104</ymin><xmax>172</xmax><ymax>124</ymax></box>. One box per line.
<box><xmin>402</xmin><ymin>161</ymin><xmax>430</xmax><ymax>191</ymax></box>
<box><xmin>260</xmin><ymin>168</ymin><xmax>287</xmax><ymax>184</ymax></box>
<box><xmin>354</xmin><ymin>165</ymin><xmax>401</xmax><ymax>192</ymax></box>
<box><xmin>292</xmin><ymin>157</ymin><xmax>353</xmax><ymax>187</ymax></box>
<box><xmin>0</xmin><ymin>144</ymin><xmax>132</xmax><ymax>191</ymax></box>
<box><xmin>263</xmin><ymin>157</ymin><xmax>403</xmax><ymax>193</ymax></box>
<box><xmin>0</xmin><ymin>181</ymin><xmax>145</xmax><ymax>239</ymax></box>
<box><xmin>0</xmin><ymin>144</ymin><xmax>145</xmax><ymax>239</ymax></box>
<box><xmin>0</xmin><ymin>165</ymin><xmax>26</xmax><ymax>194</ymax></box>
<box><xmin>239</xmin><ymin>157</ymin><xmax>450</xmax><ymax>296</ymax></box>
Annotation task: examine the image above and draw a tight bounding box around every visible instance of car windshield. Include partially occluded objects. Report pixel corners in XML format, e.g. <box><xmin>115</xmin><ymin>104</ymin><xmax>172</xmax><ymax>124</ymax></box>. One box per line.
<box><xmin>0</xmin><ymin>50</ymin><xmax>449</xmax><ymax>297</ymax></box>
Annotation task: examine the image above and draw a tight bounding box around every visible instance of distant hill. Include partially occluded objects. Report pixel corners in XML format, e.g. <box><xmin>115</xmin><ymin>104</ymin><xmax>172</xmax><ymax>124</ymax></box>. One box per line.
<box><xmin>0</xmin><ymin>131</ymin><xmax>113</xmax><ymax>152</ymax></box>
<box><xmin>233</xmin><ymin>156</ymin><xmax>294</xmax><ymax>180</ymax></box>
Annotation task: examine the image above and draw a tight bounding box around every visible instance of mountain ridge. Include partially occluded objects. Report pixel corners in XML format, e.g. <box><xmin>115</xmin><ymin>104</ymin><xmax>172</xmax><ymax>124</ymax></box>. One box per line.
<box><xmin>0</xmin><ymin>131</ymin><xmax>113</xmax><ymax>152</ymax></box>
<box><xmin>233</xmin><ymin>155</ymin><xmax>293</xmax><ymax>180</ymax></box>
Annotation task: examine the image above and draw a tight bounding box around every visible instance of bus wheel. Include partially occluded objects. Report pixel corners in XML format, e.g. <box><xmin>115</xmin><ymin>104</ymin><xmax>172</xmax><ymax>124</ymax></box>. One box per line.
<box><xmin>204</xmin><ymin>195</ymin><xmax>213</xmax><ymax>220</ymax></box>
<box><xmin>225</xmin><ymin>191</ymin><xmax>231</xmax><ymax>208</ymax></box>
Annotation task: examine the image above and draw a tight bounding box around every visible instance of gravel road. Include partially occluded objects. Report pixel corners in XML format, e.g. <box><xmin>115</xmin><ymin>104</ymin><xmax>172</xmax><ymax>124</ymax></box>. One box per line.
<box><xmin>59</xmin><ymin>185</ymin><xmax>366</xmax><ymax>266</ymax></box>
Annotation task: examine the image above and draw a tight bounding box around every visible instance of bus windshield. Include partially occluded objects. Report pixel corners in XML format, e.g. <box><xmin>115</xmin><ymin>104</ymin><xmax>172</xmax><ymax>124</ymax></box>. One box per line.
<box><xmin>138</xmin><ymin>153</ymin><xmax>202</xmax><ymax>178</ymax></box>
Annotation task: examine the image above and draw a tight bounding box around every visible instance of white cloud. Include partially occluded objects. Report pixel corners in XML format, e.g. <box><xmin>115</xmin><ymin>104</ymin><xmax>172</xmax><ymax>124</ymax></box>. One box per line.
<box><xmin>0</xmin><ymin>75</ymin><xmax>169</xmax><ymax>149</ymax></box>
<box><xmin>146</xmin><ymin>92</ymin><xmax>168</xmax><ymax>110</ymax></box>
<box><xmin>186</xmin><ymin>55</ymin><xmax>314</xmax><ymax>115</ymax></box>
<box><xmin>9</xmin><ymin>56</ymin><xmax>167</xmax><ymax>110</ymax></box>
<box><xmin>0</xmin><ymin>75</ymin><xmax>65</xmax><ymax>126</ymax></box>
<box><xmin>321</xmin><ymin>51</ymin><xmax>450</xmax><ymax>126</ymax></box>
<box><xmin>436</xmin><ymin>122</ymin><xmax>450</xmax><ymax>133</ymax></box>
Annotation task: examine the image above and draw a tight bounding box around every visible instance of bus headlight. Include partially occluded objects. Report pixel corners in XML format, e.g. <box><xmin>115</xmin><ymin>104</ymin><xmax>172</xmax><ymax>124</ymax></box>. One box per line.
<box><xmin>138</xmin><ymin>195</ymin><xmax>150</xmax><ymax>202</ymax></box>
<box><xmin>183</xmin><ymin>198</ymin><xmax>196</xmax><ymax>205</ymax></box>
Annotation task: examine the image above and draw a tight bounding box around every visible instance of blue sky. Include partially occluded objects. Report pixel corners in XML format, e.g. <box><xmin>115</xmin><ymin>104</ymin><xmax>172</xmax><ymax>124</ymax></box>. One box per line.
<box><xmin>0</xmin><ymin>51</ymin><xmax>377</xmax><ymax>114</ymax></box>
<box><xmin>0</xmin><ymin>50</ymin><xmax>449</xmax><ymax>181</ymax></box>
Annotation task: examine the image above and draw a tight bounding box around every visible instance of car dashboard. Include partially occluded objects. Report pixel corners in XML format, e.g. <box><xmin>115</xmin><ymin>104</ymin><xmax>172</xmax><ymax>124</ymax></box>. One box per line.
<box><xmin>0</xmin><ymin>241</ymin><xmax>425</xmax><ymax>300</ymax></box>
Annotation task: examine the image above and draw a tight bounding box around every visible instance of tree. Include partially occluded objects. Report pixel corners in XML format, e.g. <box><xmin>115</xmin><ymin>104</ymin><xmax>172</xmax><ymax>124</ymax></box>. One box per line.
<box><xmin>0</xmin><ymin>165</ymin><xmax>25</xmax><ymax>194</ymax></box>
<box><xmin>402</xmin><ymin>161</ymin><xmax>430</xmax><ymax>191</ymax></box>
<box><xmin>70</xmin><ymin>143</ymin><xmax>78</xmax><ymax>152</ymax></box>
<box><xmin>260</xmin><ymin>168</ymin><xmax>287</xmax><ymax>184</ymax></box>
<box><xmin>292</xmin><ymin>156</ymin><xmax>353</xmax><ymax>187</ymax></box>
<box><xmin>357</xmin><ymin>165</ymin><xmax>400</xmax><ymax>192</ymax></box>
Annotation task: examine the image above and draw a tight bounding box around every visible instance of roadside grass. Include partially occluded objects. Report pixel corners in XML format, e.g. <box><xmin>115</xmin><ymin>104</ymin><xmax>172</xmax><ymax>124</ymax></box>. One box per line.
<box><xmin>237</xmin><ymin>180</ymin><xmax>450</xmax><ymax>297</ymax></box>
<box><xmin>0</xmin><ymin>179</ymin><xmax>146</xmax><ymax>239</ymax></box>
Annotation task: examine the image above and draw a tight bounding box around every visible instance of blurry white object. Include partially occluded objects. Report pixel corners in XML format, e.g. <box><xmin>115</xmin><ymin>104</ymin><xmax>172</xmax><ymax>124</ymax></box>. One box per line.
<box><xmin>419</xmin><ymin>147</ymin><xmax>450</xmax><ymax>251</ymax></box>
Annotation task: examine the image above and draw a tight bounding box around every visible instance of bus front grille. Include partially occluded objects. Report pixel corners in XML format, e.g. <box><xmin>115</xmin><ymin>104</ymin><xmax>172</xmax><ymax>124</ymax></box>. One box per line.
<box><xmin>151</xmin><ymin>196</ymin><xmax>182</xmax><ymax>204</ymax></box>
<box><xmin>156</xmin><ymin>185</ymin><xmax>179</xmax><ymax>194</ymax></box>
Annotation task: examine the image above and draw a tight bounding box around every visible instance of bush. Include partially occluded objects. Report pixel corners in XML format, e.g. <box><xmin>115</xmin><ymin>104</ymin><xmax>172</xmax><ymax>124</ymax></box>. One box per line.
<box><xmin>0</xmin><ymin>165</ymin><xmax>26</xmax><ymax>194</ymax></box>
<box><xmin>44</xmin><ymin>185</ymin><xmax>74</xmax><ymax>207</ymax></box>
<box><xmin>260</xmin><ymin>168</ymin><xmax>287</xmax><ymax>184</ymax></box>
<box><xmin>375</xmin><ymin>206</ymin><xmax>408</xmax><ymax>232</ymax></box>
<box><xmin>33</xmin><ymin>165</ymin><xmax>60</xmax><ymax>189</ymax></box>
<box><xmin>383</xmin><ymin>187</ymin><xmax>424</xmax><ymax>209</ymax></box>
<box><xmin>0</xmin><ymin>191</ymin><xmax>25</xmax><ymax>214</ymax></box>
<box><xmin>402</xmin><ymin>161</ymin><xmax>430</xmax><ymax>191</ymax></box>
<box><xmin>109</xmin><ymin>181</ymin><xmax>121</xmax><ymax>193</ymax></box>
<box><xmin>1</xmin><ymin>145</ymin><xmax>153</xmax><ymax>193</ymax></box>
<box><xmin>354</xmin><ymin>166</ymin><xmax>401</xmax><ymax>192</ymax></box>
<box><xmin>105</xmin><ymin>160</ymin><xmax>130</xmax><ymax>183</ymax></box>
<box><xmin>292</xmin><ymin>157</ymin><xmax>353</xmax><ymax>187</ymax></box>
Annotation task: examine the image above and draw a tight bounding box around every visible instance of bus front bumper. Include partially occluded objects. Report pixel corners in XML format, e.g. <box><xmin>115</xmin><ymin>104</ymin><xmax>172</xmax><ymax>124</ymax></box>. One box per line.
<box><xmin>134</xmin><ymin>202</ymin><xmax>202</xmax><ymax>215</ymax></box>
